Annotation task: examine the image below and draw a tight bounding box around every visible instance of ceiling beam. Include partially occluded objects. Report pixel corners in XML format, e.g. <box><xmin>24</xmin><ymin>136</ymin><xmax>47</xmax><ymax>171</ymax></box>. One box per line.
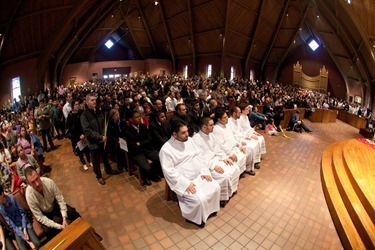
<box><xmin>136</xmin><ymin>0</ymin><xmax>157</xmax><ymax>57</ymax></box>
<box><xmin>0</xmin><ymin>0</ymin><xmax>23</xmax><ymax>59</ymax></box>
<box><xmin>244</xmin><ymin>0</ymin><xmax>266</xmax><ymax>76</ymax></box>
<box><xmin>14</xmin><ymin>5</ymin><xmax>73</xmax><ymax>22</ymax></box>
<box><xmin>57</xmin><ymin>0</ymin><xmax>121</xmax><ymax>85</ymax></box>
<box><xmin>187</xmin><ymin>0</ymin><xmax>196</xmax><ymax>74</ymax></box>
<box><xmin>233</xmin><ymin>0</ymin><xmax>258</xmax><ymax>16</ymax></box>
<box><xmin>159</xmin><ymin>0</ymin><xmax>176</xmax><ymax>73</ymax></box>
<box><xmin>55</xmin><ymin>0</ymin><xmax>115</xmax><ymax>68</ymax></box>
<box><xmin>307</xmin><ymin>22</ymin><xmax>351</xmax><ymax>100</ymax></box>
<box><xmin>37</xmin><ymin>0</ymin><xmax>96</xmax><ymax>87</ymax></box>
<box><xmin>273</xmin><ymin>3</ymin><xmax>309</xmax><ymax>81</ymax></box>
<box><xmin>228</xmin><ymin>28</ymin><xmax>251</xmax><ymax>41</ymax></box>
<box><xmin>260</xmin><ymin>0</ymin><xmax>290</xmax><ymax>75</ymax></box>
<box><xmin>338</xmin><ymin>0</ymin><xmax>374</xmax><ymax>67</ymax></box>
<box><xmin>316</xmin><ymin>0</ymin><xmax>367</xmax><ymax>84</ymax></box>
<box><xmin>220</xmin><ymin>0</ymin><xmax>231</xmax><ymax>78</ymax></box>
<box><xmin>122</xmin><ymin>1</ymin><xmax>144</xmax><ymax>59</ymax></box>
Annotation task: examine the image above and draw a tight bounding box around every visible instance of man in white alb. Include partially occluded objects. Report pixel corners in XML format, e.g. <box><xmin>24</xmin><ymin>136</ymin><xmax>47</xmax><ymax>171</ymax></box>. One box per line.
<box><xmin>228</xmin><ymin>106</ymin><xmax>261</xmax><ymax>175</ymax></box>
<box><xmin>159</xmin><ymin>121</ymin><xmax>220</xmax><ymax>227</ymax></box>
<box><xmin>212</xmin><ymin>108</ymin><xmax>247</xmax><ymax>175</ymax></box>
<box><xmin>193</xmin><ymin>117</ymin><xmax>240</xmax><ymax>207</ymax></box>
<box><xmin>238</xmin><ymin>103</ymin><xmax>266</xmax><ymax>155</ymax></box>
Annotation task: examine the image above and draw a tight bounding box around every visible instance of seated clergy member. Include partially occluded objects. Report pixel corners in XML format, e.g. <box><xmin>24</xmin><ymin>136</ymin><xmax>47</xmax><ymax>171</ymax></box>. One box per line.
<box><xmin>238</xmin><ymin>104</ymin><xmax>266</xmax><ymax>157</ymax></box>
<box><xmin>193</xmin><ymin>117</ymin><xmax>241</xmax><ymax>207</ymax></box>
<box><xmin>228</xmin><ymin>106</ymin><xmax>261</xmax><ymax>174</ymax></box>
<box><xmin>126</xmin><ymin>111</ymin><xmax>162</xmax><ymax>186</ymax></box>
<box><xmin>212</xmin><ymin>108</ymin><xmax>247</xmax><ymax>175</ymax></box>
<box><xmin>159</xmin><ymin>121</ymin><xmax>220</xmax><ymax>227</ymax></box>
<box><xmin>25</xmin><ymin>167</ymin><xmax>81</xmax><ymax>240</ymax></box>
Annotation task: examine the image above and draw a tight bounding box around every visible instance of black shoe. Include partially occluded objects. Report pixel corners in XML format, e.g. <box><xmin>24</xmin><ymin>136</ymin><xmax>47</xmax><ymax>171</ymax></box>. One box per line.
<box><xmin>97</xmin><ymin>178</ymin><xmax>106</xmax><ymax>185</ymax></box>
<box><xmin>254</xmin><ymin>164</ymin><xmax>261</xmax><ymax>169</ymax></box>
<box><xmin>142</xmin><ymin>179</ymin><xmax>152</xmax><ymax>186</ymax></box>
<box><xmin>106</xmin><ymin>170</ymin><xmax>120</xmax><ymax>176</ymax></box>
<box><xmin>185</xmin><ymin>219</ymin><xmax>205</xmax><ymax>228</ymax></box>
<box><xmin>45</xmin><ymin>148</ymin><xmax>50</xmax><ymax>152</ymax></box>
<box><xmin>220</xmin><ymin>201</ymin><xmax>227</xmax><ymax>208</ymax></box>
<box><xmin>151</xmin><ymin>176</ymin><xmax>161</xmax><ymax>182</ymax></box>
<box><xmin>240</xmin><ymin>173</ymin><xmax>246</xmax><ymax>179</ymax></box>
<box><xmin>117</xmin><ymin>169</ymin><xmax>124</xmax><ymax>174</ymax></box>
<box><xmin>50</xmin><ymin>146</ymin><xmax>56</xmax><ymax>150</ymax></box>
<box><xmin>245</xmin><ymin>170</ymin><xmax>256</xmax><ymax>176</ymax></box>
<box><xmin>208</xmin><ymin>212</ymin><xmax>217</xmax><ymax>219</ymax></box>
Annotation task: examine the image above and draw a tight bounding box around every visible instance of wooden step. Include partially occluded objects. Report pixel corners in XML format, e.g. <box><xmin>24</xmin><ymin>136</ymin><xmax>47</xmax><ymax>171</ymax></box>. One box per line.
<box><xmin>321</xmin><ymin>142</ymin><xmax>365</xmax><ymax>250</ymax></box>
<box><xmin>342</xmin><ymin>139</ymin><xmax>375</xmax><ymax>222</ymax></box>
<box><xmin>332</xmin><ymin>141</ymin><xmax>375</xmax><ymax>248</ymax></box>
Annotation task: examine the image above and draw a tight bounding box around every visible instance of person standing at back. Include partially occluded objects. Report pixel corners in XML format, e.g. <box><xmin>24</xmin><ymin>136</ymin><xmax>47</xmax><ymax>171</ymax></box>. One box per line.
<box><xmin>34</xmin><ymin>99</ymin><xmax>55</xmax><ymax>152</ymax></box>
<box><xmin>80</xmin><ymin>93</ymin><xmax>119</xmax><ymax>185</ymax></box>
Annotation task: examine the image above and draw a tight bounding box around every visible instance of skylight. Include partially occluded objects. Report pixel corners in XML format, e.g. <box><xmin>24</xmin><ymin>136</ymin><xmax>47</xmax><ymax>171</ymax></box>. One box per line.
<box><xmin>105</xmin><ymin>39</ymin><xmax>114</xmax><ymax>49</ymax></box>
<box><xmin>308</xmin><ymin>39</ymin><xmax>319</xmax><ymax>51</ymax></box>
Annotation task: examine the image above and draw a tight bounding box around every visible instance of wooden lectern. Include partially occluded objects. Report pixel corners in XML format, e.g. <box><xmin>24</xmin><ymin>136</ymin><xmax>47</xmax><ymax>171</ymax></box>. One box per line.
<box><xmin>41</xmin><ymin>218</ymin><xmax>105</xmax><ymax>250</ymax></box>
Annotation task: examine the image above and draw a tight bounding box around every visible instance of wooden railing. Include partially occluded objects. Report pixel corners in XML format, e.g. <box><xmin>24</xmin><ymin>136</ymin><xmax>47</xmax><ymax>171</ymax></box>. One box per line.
<box><xmin>321</xmin><ymin>139</ymin><xmax>375</xmax><ymax>249</ymax></box>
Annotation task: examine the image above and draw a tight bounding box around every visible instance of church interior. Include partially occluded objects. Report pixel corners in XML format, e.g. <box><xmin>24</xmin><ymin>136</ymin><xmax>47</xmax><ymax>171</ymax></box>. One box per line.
<box><xmin>0</xmin><ymin>0</ymin><xmax>374</xmax><ymax>249</ymax></box>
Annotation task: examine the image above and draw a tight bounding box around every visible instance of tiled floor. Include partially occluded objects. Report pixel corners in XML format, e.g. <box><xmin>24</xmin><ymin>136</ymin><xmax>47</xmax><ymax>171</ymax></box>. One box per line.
<box><xmin>45</xmin><ymin>119</ymin><xmax>362</xmax><ymax>249</ymax></box>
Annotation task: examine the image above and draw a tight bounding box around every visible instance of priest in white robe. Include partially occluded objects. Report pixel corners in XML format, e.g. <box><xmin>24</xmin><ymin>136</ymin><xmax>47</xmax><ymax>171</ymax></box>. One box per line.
<box><xmin>193</xmin><ymin>117</ymin><xmax>241</xmax><ymax>205</ymax></box>
<box><xmin>239</xmin><ymin>104</ymin><xmax>266</xmax><ymax>155</ymax></box>
<box><xmin>212</xmin><ymin>108</ymin><xmax>247</xmax><ymax>174</ymax></box>
<box><xmin>159</xmin><ymin>121</ymin><xmax>220</xmax><ymax>227</ymax></box>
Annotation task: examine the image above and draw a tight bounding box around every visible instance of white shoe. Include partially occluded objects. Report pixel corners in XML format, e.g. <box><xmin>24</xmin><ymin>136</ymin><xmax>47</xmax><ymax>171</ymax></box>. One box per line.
<box><xmin>89</xmin><ymin>162</ymin><xmax>93</xmax><ymax>167</ymax></box>
<box><xmin>83</xmin><ymin>164</ymin><xmax>89</xmax><ymax>171</ymax></box>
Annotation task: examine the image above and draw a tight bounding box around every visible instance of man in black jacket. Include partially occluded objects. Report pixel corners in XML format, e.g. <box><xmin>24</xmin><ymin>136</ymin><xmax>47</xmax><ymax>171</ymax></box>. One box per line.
<box><xmin>126</xmin><ymin>111</ymin><xmax>162</xmax><ymax>186</ymax></box>
<box><xmin>170</xmin><ymin>104</ymin><xmax>199</xmax><ymax>137</ymax></box>
<box><xmin>80</xmin><ymin>93</ymin><xmax>119</xmax><ymax>185</ymax></box>
<box><xmin>149</xmin><ymin>111</ymin><xmax>171</xmax><ymax>151</ymax></box>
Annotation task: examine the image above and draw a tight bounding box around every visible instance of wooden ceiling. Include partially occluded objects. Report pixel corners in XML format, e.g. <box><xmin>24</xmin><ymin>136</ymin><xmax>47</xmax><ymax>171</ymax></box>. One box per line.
<box><xmin>0</xmin><ymin>0</ymin><xmax>374</xmax><ymax>87</ymax></box>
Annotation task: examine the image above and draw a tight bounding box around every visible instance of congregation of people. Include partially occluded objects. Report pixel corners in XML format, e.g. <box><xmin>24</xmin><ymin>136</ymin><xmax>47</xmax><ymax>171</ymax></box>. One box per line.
<box><xmin>0</xmin><ymin>73</ymin><xmax>374</xmax><ymax>245</ymax></box>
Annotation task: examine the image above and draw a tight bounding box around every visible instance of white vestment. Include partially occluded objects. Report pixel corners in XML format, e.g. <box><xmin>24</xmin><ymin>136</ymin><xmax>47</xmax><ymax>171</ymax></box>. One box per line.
<box><xmin>159</xmin><ymin>137</ymin><xmax>220</xmax><ymax>224</ymax></box>
<box><xmin>238</xmin><ymin>114</ymin><xmax>266</xmax><ymax>154</ymax></box>
<box><xmin>193</xmin><ymin>131</ymin><xmax>240</xmax><ymax>200</ymax></box>
<box><xmin>228</xmin><ymin>117</ymin><xmax>259</xmax><ymax>170</ymax></box>
<box><xmin>212</xmin><ymin>123</ymin><xmax>246</xmax><ymax>173</ymax></box>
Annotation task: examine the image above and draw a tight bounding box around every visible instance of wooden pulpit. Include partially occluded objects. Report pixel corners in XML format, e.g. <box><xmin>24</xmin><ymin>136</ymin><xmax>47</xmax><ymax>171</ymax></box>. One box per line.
<box><xmin>41</xmin><ymin>218</ymin><xmax>105</xmax><ymax>250</ymax></box>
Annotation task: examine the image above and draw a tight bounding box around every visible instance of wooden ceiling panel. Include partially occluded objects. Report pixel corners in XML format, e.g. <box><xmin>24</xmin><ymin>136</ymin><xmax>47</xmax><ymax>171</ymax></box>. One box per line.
<box><xmin>150</xmin><ymin>25</ymin><xmax>168</xmax><ymax>44</ymax></box>
<box><xmin>143</xmin><ymin>4</ymin><xmax>162</xmax><ymax>30</ymax></box>
<box><xmin>229</xmin><ymin>0</ymin><xmax>257</xmax><ymax>37</ymax></box>
<box><xmin>168</xmin><ymin>13</ymin><xmax>190</xmax><ymax>40</ymax></box>
<box><xmin>350</xmin><ymin>0</ymin><xmax>375</xmax><ymax>37</ymax></box>
<box><xmin>250</xmin><ymin>45</ymin><xmax>266</xmax><ymax>62</ymax></box>
<box><xmin>173</xmin><ymin>39</ymin><xmax>193</xmax><ymax>57</ymax></box>
<box><xmin>273</xmin><ymin>29</ymin><xmax>295</xmax><ymax>48</ymax></box>
<box><xmin>192</xmin><ymin>0</ymin><xmax>225</xmax><ymax>33</ymax></box>
<box><xmin>162</xmin><ymin>0</ymin><xmax>186</xmax><ymax>19</ymax></box>
<box><xmin>254</xmin><ymin>24</ymin><xmax>275</xmax><ymax>47</ymax></box>
<box><xmin>225</xmin><ymin>31</ymin><xmax>249</xmax><ymax>56</ymax></box>
<box><xmin>262</xmin><ymin>0</ymin><xmax>283</xmax><ymax>26</ymax></box>
<box><xmin>195</xmin><ymin>31</ymin><xmax>222</xmax><ymax>54</ymax></box>
<box><xmin>234</xmin><ymin>0</ymin><xmax>261</xmax><ymax>14</ymax></box>
<box><xmin>132</xmin><ymin>30</ymin><xmax>149</xmax><ymax>44</ymax></box>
